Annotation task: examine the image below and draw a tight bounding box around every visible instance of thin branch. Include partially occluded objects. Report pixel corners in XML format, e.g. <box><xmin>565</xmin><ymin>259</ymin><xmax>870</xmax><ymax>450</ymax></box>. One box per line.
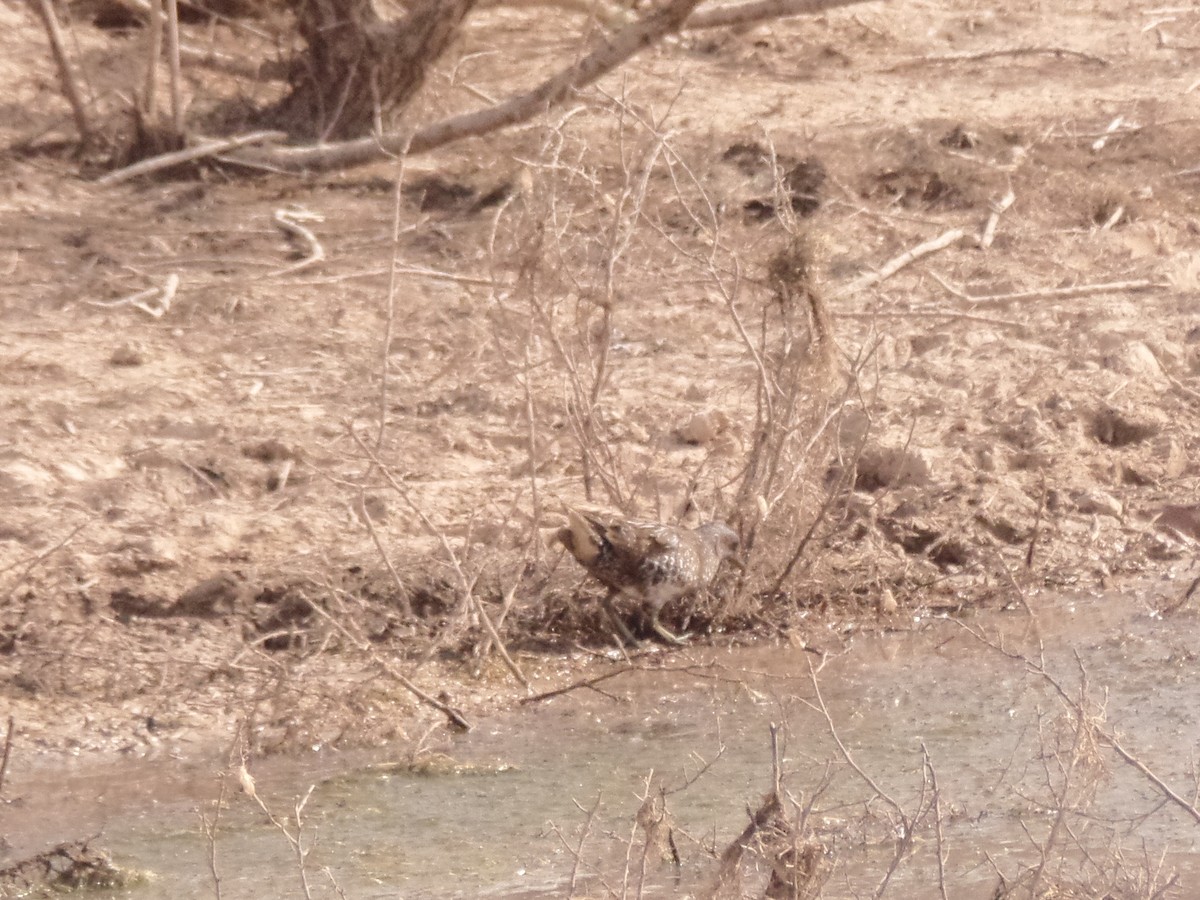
<box><xmin>142</xmin><ymin>0</ymin><xmax>163</xmax><ymax>119</ymax></box>
<box><xmin>27</xmin><ymin>0</ymin><xmax>94</xmax><ymax>142</ymax></box>
<box><xmin>521</xmin><ymin>664</ymin><xmax>635</xmax><ymax>704</ymax></box>
<box><xmin>299</xmin><ymin>583</ymin><xmax>472</xmax><ymax>730</ymax></box>
<box><xmin>165</xmin><ymin>0</ymin><xmax>184</xmax><ymax>134</ymax></box>
<box><xmin>0</xmin><ymin>716</ymin><xmax>14</xmax><ymax>799</ymax></box>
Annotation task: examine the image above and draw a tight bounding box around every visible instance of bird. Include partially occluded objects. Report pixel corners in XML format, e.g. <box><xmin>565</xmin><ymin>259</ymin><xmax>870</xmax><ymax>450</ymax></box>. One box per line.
<box><xmin>557</xmin><ymin>507</ymin><xmax>741</xmax><ymax>645</ymax></box>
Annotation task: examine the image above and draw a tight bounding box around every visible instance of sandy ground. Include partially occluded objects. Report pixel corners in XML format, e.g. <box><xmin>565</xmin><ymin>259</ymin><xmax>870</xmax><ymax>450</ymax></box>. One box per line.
<box><xmin>1</xmin><ymin>0</ymin><xmax>1199</xmax><ymax>811</ymax></box>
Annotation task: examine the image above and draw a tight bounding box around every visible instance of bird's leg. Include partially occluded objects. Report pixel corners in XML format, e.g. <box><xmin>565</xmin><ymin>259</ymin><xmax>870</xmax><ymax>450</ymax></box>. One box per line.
<box><xmin>649</xmin><ymin>605</ymin><xmax>689</xmax><ymax>646</ymax></box>
<box><xmin>600</xmin><ymin>588</ymin><xmax>640</xmax><ymax>647</ymax></box>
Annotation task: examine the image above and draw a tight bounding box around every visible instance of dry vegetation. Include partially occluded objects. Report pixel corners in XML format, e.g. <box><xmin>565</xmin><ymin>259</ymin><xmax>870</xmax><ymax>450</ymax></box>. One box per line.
<box><xmin>2</xmin><ymin>0</ymin><xmax>1200</xmax><ymax>890</ymax></box>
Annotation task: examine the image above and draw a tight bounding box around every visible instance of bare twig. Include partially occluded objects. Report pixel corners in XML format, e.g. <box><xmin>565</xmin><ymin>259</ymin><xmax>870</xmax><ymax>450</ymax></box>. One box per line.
<box><xmin>521</xmin><ymin>664</ymin><xmax>635</xmax><ymax>704</ymax></box>
<box><xmin>470</xmin><ymin>589</ymin><xmax>530</xmax><ymax>688</ymax></box>
<box><xmin>357</xmin><ymin>490</ymin><xmax>412</xmax><ymax>617</ymax></box>
<box><xmin>236</xmin><ymin>762</ymin><xmax>315</xmax><ymax>900</ymax></box>
<box><xmin>303</xmin><ymin>575</ymin><xmax>471</xmax><ymax>729</ymax></box>
<box><xmin>177</xmin><ymin>42</ymin><xmax>284</xmax><ymax>79</ymax></box>
<box><xmin>378</xmin><ymin>153</ymin><xmax>411</xmax><ymax>451</ymax></box>
<box><xmin>922</xmin><ymin>744</ymin><xmax>949</xmax><ymax>900</ymax></box>
<box><xmin>568</xmin><ymin>794</ymin><xmax>602</xmax><ymax>898</ymax></box>
<box><xmin>198</xmin><ymin>772</ymin><xmax>227</xmax><ymax>900</ymax></box>
<box><xmin>0</xmin><ymin>518</ymin><xmax>93</xmax><ymax>584</ymax></box>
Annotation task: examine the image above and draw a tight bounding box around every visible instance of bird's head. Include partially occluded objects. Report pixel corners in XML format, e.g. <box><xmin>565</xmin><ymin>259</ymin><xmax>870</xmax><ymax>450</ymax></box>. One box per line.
<box><xmin>698</xmin><ymin>522</ymin><xmax>742</xmax><ymax>568</ymax></box>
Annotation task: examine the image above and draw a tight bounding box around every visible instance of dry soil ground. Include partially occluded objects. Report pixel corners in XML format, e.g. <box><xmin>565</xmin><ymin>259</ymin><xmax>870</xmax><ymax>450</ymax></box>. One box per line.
<box><xmin>1</xmin><ymin>0</ymin><xmax>1199</xmax><ymax>834</ymax></box>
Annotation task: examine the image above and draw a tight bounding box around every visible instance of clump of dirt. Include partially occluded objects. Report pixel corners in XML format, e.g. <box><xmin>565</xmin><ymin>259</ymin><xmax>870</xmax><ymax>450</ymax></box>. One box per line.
<box><xmin>0</xmin><ymin>841</ymin><xmax>133</xmax><ymax>894</ymax></box>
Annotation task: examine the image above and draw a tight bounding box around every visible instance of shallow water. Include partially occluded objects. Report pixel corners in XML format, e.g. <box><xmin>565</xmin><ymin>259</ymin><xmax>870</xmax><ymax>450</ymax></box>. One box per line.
<box><xmin>11</xmin><ymin>587</ymin><xmax>1200</xmax><ymax>898</ymax></box>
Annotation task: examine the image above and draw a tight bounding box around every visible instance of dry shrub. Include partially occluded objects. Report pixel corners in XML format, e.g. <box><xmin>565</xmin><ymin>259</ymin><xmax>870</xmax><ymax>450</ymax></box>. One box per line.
<box><xmin>477</xmin><ymin>104</ymin><xmax>856</xmax><ymax>639</ymax></box>
<box><xmin>721</xmin><ymin>229</ymin><xmax>845</xmax><ymax>623</ymax></box>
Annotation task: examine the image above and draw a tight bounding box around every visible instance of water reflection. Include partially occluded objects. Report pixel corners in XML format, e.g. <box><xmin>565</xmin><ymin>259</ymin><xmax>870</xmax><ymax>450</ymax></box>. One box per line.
<box><xmin>16</xmin><ymin>590</ymin><xmax>1200</xmax><ymax>897</ymax></box>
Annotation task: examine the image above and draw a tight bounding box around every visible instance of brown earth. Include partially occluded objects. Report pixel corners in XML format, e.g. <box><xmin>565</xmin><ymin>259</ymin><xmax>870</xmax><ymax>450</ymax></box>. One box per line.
<box><xmin>1</xmin><ymin>0</ymin><xmax>1199</xmax><ymax>790</ymax></box>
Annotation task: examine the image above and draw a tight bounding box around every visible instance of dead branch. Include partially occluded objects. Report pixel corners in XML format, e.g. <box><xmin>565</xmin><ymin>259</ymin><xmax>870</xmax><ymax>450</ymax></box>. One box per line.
<box><xmin>26</xmin><ymin>0</ymin><xmax>93</xmax><ymax>143</ymax></box>
<box><xmin>178</xmin><ymin>43</ymin><xmax>284</xmax><ymax>79</ymax></box>
<box><xmin>349</xmin><ymin>426</ymin><xmax>526</xmax><ymax>687</ymax></box>
<box><xmin>833</xmin><ymin>228</ymin><xmax>967</xmax><ymax>298</ymax></box>
<box><xmin>687</xmin><ymin>0</ymin><xmax>876</xmax><ymax>30</ymax></box>
<box><xmin>96</xmin><ymin>131</ymin><xmax>286</xmax><ymax>185</ymax></box>
<box><xmin>470</xmin><ymin>589</ymin><xmax>530</xmax><ymax>688</ymax></box>
<box><xmin>270</xmin><ymin>209</ymin><xmax>326</xmax><ymax>277</ymax></box>
<box><xmin>220</xmin><ymin>0</ymin><xmax>878</xmax><ymax>172</ymax></box>
<box><xmin>0</xmin><ymin>716</ymin><xmax>13</xmax><ymax>799</ymax></box>
<box><xmin>236</xmin><ymin>762</ymin><xmax>315</xmax><ymax>900</ymax></box>
<box><xmin>922</xmin><ymin>744</ymin><xmax>950</xmax><ymax>900</ymax></box>
<box><xmin>567</xmin><ymin>793</ymin><xmax>602</xmax><ymax>898</ymax></box>
<box><xmin>931</xmin><ymin>275</ymin><xmax>1168</xmax><ymax>306</ymax></box>
<box><xmin>979</xmin><ymin>187</ymin><xmax>1015</xmax><ymax>249</ymax></box>
<box><xmin>165</xmin><ymin>0</ymin><xmax>184</xmax><ymax>135</ymax></box>
<box><xmin>834</xmin><ymin>308</ymin><xmax>1026</xmax><ymax>329</ymax></box>
<box><xmin>298</xmin><ymin>584</ymin><xmax>473</xmax><ymax>730</ymax></box>
<box><xmin>521</xmin><ymin>664</ymin><xmax>636</xmax><ymax>704</ymax></box>
<box><xmin>142</xmin><ymin>0</ymin><xmax>162</xmax><ymax>119</ymax></box>
<box><xmin>198</xmin><ymin>771</ymin><xmax>227</xmax><ymax>900</ymax></box>
<box><xmin>223</xmin><ymin>0</ymin><xmax>701</xmax><ymax>173</ymax></box>
<box><xmin>86</xmin><ymin>273</ymin><xmax>179</xmax><ymax>317</ymax></box>
<box><xmin>890</xmin><ymin>46</ymin><xmax>1110</xmax><ymax>71</ymax></box>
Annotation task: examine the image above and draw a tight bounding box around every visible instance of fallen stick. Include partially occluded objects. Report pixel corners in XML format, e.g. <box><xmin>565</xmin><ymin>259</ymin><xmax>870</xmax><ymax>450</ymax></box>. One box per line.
<box><xmin>834</xmin><ymin>309</ymin><xmax>1026</xmax><ymax>329</ymax></box>
<box><xmin>97</xmin><ymin>130</ymin><xmax>287</xmax><ymax>185</ymax></box>
<box><xmin>269</xmin><ymin>208</ymin><xmax>326</xmax><ymax>277</ymax></box>
<box><xmin>521</xmin><ymin>664</ymin><xmax>635</xmax><ymax>704</ymax></box>
<box><xmin>832</xmin><ymin>227</ymin><xmax>966</xmax><ymax>298</ymax></box>
<box><xmin>978</xmin><ymin>187</ymin><xmax>1015</xmax><ymax>249</ymax></box>
<box><xmin>86</xmin><ymin>273</ymin><xmax>179</xmax><ymax>317</ymax></box>
<box><xmin>1092</xmin><ymin>115</ymin><xmax>1127</xmax><ymax>152</ymax></box>
<box><xmin>0</xmin><ymin>716</ymin><xmax>13</xmax><ymax>798</ymax></box>
<box><xmin>890</xmin><ymin>45</ymin><xmax>1110</xmax><ymax>71</ymax></box>
<box><xmin>930</xmin><ymin>274</ymin><xmax>1168</xmax><ymax>305</ymax></box>
<box><xmin>470</xmin><ymin>591</ymin><xmax>530</xmax><ymax>689</ymax></box>
<box><xmin>227</xmin><ymin>0</ymin><xmax>704</xmax><ymax>172</ymax></box>
<box><xmin>223</xmin><ymin>0</ymin><xmax>874</xmax><ymax>173</ymax></box>
<box><xmin>686</xmin><ymin>0</ymin><xmax>874</xmax><ymax>30</ymax></box>
<box><xmin>298</xmin><ymin>584</ymin><xmax>472</xmax><ymax>730</ymax></box>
